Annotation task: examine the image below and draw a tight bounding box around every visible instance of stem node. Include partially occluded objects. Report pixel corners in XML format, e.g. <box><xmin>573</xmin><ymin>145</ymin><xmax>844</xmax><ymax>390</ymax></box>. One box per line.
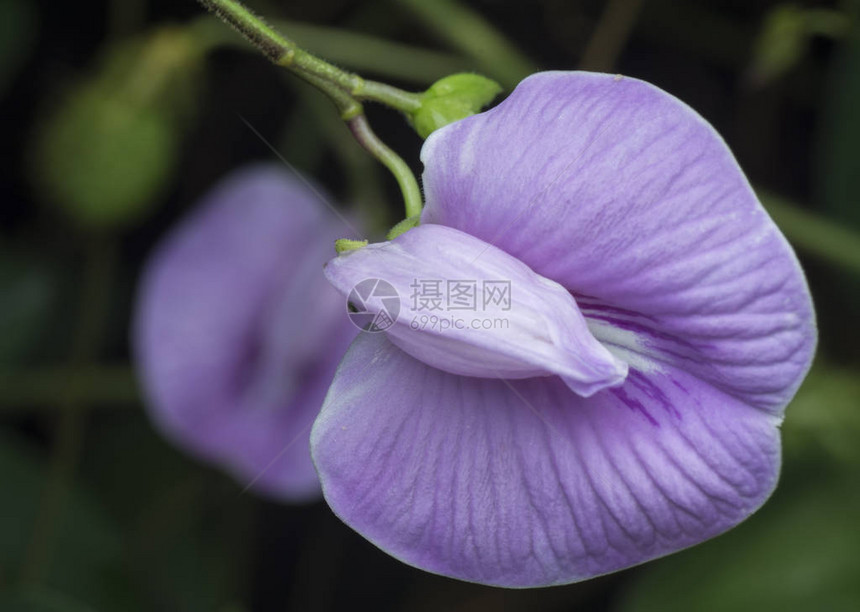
<box><xmin>196</xmin><ymin>0</ymin><xmax>424</xmax><ymax>218</ymax></box>
<box><xmin>277</xmin><ymin>48</ymin><xmax>295</xmax><ymax>66</ymax></box>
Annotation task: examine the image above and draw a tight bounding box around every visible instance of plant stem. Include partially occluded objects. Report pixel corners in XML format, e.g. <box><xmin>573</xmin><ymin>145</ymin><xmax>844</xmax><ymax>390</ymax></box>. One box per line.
<box><xmin>195</xmin><ymin>0</ymin><xmax>424</xmax><ymax>219</ymax></box>
<box><xmin>348</xmin><ymin>114</ymin><xmax>423</xmax><ymax>219</ymax></box>
<box><xmin>356</xmin><ymin>80</ymin><xmax>422</xmax><ymax>113</ymax></box>
<box><xmin>287</xmin><ymin>80</ymin><xmax>390</xmax><ymax>232</ymax></box>
<box><xmin>299</xmin><ymin>71</ymin><xmax>422</xmax><ymax>217</ymax></box>
<box><xmin>190</xmin><ymin>15</ymin><xmax>470</xmax><ymax>84</ymax></box>
<box><xmin>296</xmin><ymin>70</ymin><xmax>362</xmax><ymax>119</ymax></box>
<box><xmin>196</xmin><ymin>0</ymin><xmax>422</xmax><ymax>111</ymax></box>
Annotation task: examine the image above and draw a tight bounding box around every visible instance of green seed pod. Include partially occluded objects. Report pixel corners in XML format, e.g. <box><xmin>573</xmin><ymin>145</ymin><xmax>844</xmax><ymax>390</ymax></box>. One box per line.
<box><xmin>31</xmin><ymin>27</ymin><xmax>203</xmax><ymax>230</ymax></box>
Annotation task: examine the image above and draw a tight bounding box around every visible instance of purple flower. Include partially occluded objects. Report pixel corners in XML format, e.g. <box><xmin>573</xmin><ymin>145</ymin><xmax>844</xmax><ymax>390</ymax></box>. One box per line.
<box><xmin>134</xmin><ymin>165</ymin><xmax>356</xmax><ymax>501</ymax></box>
<box><xmin>311</xmin><ymin>72</ymin><xmax>817</xmax><ymax>586</ymax></box>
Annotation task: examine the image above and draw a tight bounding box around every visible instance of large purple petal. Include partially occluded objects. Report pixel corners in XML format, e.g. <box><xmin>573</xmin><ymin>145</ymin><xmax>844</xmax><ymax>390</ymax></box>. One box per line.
<box><xmin>324</xmin><ymin>224</ymin><xmax>627</xmax><ymax>396</ymax></box>
<box><xmin>312</xmin><ymin>333</ymin><xmax>780</xmax><ymax>587</ymax></box>
<box><xmin>134</xmin><ymin>165</ymin><xmax>357</xmax><ymax>501</ymax></box>
<box><xmin>421</xmin><ymin>71</ymin><xmax>815</xmax><ymax>411</ymax></box>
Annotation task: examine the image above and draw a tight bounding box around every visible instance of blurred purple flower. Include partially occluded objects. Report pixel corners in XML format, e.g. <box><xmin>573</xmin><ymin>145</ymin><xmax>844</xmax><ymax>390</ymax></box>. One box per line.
<box><xmin>312</xmin><ymin>73</ymin><xmax>817</xmax><ymax>586</ymax></box>
<box><xmin>134</xmin><ymin>165</ymin><xmax>356</xmax><ymax>501</ymax></box>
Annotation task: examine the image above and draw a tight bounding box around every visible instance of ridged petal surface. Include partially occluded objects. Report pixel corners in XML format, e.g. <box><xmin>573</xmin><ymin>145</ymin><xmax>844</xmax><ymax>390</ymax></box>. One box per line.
<box><xmin>312</xmin><ymin>334</ymin><xmax>781</xmax><ymax>586</ymax></box>
<box><xmin>422</xmin><ymin>71</ymin><xmax>815</xmax><ymax>411</ymax></box>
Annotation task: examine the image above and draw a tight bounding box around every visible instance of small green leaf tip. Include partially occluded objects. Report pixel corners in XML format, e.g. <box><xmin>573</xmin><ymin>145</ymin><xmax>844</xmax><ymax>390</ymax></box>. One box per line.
<box><xmin>410</xmin><ymin>73</ymin><xmax>502</xmax><ymax>139</ymax></box>
<box><xmin>386</xmin><ymin>215</ymin><xmax>421</xmax><ymax>240</ymax></box>
<box><xmin>335</xmin><ymin>239</ymin><xmax>368</xmax><ymax>254</ymax></box>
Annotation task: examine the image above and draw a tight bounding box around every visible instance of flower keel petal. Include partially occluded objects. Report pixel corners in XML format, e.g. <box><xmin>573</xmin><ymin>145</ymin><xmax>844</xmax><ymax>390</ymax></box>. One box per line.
<box><xmin>324</xmin><ymin>224</ymin><xmax>627</xmax><ymax>396</ymax></box>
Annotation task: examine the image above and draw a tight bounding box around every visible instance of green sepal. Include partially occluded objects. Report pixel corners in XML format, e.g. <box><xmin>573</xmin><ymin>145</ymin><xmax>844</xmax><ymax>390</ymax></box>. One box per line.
<box><xmin>410</xmin><ymin>73</ymin><xmax>502</xmax><ymax>138</ymax></box>
<box><xmin>334</xmin><ymin>238</ymin><xmax>368</xmax><ymax>254</ymax></box>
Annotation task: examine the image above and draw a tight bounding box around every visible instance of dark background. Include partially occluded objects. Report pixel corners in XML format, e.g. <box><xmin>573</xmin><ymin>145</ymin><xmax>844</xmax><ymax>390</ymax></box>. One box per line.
<box><xmin>1</xmin><ymin>0</ymin><xmax>859</xmax><ymax>610</ymax></box>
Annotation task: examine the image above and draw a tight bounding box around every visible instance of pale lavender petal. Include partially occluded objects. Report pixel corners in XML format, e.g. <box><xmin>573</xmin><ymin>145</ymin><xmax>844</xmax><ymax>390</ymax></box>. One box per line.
<box><xmin>312</xmin><ymin>334</ymin><xmax>781</xmax><ymax>587</ymax></box>
<box><xmin>134</xmin><ymin>164</ymin><xmax>357</xmax><ymax>501</ymax></box>
<box><xmin>324</xmin><ymin>224</ymin><xmax>626</xmax><ymax>397</ymax></box>
<box><xmin>422</xmin><ymin>71</ymin><xmax>815</xmax><ymax>411</ymax></box>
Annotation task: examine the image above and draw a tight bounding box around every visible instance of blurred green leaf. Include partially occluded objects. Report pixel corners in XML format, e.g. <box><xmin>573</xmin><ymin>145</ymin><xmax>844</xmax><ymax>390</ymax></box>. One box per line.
<box><xmin>410</xmin><ymin>73</ymin><xmax>501</xmax><ymax>138</ymax></box>
<box><xmin>758</xmin><ymin>189</ymin><xmax>860</xmax><ymax>275</ymax></box>
<box><xmin>33</xmin><ymin>85</ymin><xmax>177</xmax><ymax>228</ymax></box>
<box><xmin>749</xmin><ymin>5</ymin><xmax>849</xmax><ymax>85</ymax></box>
<box><xmin>392</xmin><ymin>0</ymin><xmax>536</xmax><ymax>89</ymax></box>
<box><xmin>618</xmin><ymin>474</ymin><xmax>860</xmax><ymax>612</ymax></box>
<box><xmin>0</xmin><ymin>430</ymin><xmax>121</xmax><ymax>608</ymax></box>
<box><xmin>749</xmin><ymin>5</ymin><xmax>808</xmax><ymax>85</ymax></box>
<box><xmin>0</xmin><ymin>0</ymin><xmax>36</xmax><ymax>96</ymax></box>
<box><xmin>782</xmin><ymin>365</ymin><xmax>860</xmax><ymax>467</ymax></box>
<box><xmin>30</xmin><ymin>27</ymin><xmax>203</xmax><ymax>230</ymax></box>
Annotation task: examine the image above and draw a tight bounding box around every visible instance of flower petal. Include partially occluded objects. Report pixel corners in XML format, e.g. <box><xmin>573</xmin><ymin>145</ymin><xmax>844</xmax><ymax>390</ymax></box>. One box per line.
<box><xmin>324</xmin><ymin>224</ymin><xmax>627</xmax><ymax>396</ymax></box>
<box><xmin>312</xmin><ymin>333</ymin><xmax>781</xmax><ymax>587</ymax></box>
<box><xmin>134</xmin><ymin>165</ymin><xmax>356</xmax><ymax>500</ymax></box>
<box><xmin>421</xmin><ymin>71</ymin><xmax>815</xmax><ymax>411</ymax></box>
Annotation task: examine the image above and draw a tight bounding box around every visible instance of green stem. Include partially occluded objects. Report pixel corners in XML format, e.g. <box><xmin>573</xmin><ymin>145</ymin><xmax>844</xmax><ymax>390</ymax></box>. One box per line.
<box><xmin>190</xmin><ymin>16</ymin><xmax>470</xmax><ymax>85</ymax></box>
<box><xmin>276</xmin><ymin>21</ymin><xmax>469</xmax><ymax>84</ymax></box>
<box><xmin>195</xmin><ymin>0</ymin><xmax>424</xmax><ymax>218</ymax></box>
<box><xmin>300</xmin><ymin>71</ymin><xmax>421</xmax><ymax>221</ymax></box>
<box><xmin>197</xmin><ymin>0</ymin><xmax>297</xmax><ymax>63</ymax></box>
<box><xmin>356</xmin><ymin>80</ymin><xmax>423</xmax><ymax>113</ymax></box>
<box><xmin>287</xmin><ymin>80</ymin><xmax>390</xmax><ymax>232</ymax></box>
<box><xmin>297</xmin><ymin>70</ymin><xmax>363</xmax><ymax>119</ymax></box>
<box><xmin>348</xmin><ymin>114</ymin><xmax>423</xmax><ymax>219</ymax></box>
<box><xmin>195</xmin><ymin>0</ymin><xmax>422</xmax><ymax>111</ymax></box>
